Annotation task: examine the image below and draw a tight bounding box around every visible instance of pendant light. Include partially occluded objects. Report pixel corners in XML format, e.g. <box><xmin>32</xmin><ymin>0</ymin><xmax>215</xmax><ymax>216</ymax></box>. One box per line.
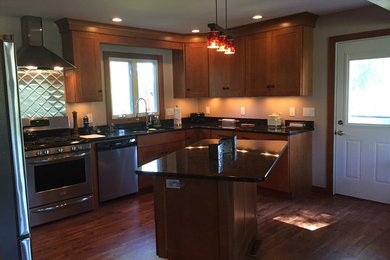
<box><xmin>207</xmin><ymin>0</ymin><xmax>235</xmax><ymax>54</ymax></box>
<box><xmin>207</xmin><ymin>0</ymin><xmax>220</xmax><ymax>49</ymax></box>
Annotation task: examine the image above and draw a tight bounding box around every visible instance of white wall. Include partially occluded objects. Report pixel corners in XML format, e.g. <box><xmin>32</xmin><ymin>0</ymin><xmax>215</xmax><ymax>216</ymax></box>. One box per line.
<box><xmin>2</xmin><ymin>5</ymin><xmax>390</xmax><ymax>187</ymax></box>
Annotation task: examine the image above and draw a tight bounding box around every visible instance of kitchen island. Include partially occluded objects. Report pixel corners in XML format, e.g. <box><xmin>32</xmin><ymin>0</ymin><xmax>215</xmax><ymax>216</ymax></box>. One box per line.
<box><xmin>136</xmin><ymin>139</ymin><xmax>288</xmax><ymax>260</ymax></box>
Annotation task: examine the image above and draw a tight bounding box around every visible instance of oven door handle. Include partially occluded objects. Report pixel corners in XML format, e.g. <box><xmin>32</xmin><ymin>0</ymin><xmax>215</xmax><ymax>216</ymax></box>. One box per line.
<box><xmin>27</xmin><ymin>152</ymin><xmax>88</xmax><ymax>165</ymax></box>
<box><xmin>31</xmin><ymin>196</ymin><xmax>92</xmax><ymax>213</ymax></box>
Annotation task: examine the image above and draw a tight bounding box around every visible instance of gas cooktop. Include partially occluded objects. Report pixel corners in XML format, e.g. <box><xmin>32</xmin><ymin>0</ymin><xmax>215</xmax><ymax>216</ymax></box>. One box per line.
<box><xmin>24</xmin><ymin>135</ymin><xmax>89</xmax><ymax>151</ymax></box>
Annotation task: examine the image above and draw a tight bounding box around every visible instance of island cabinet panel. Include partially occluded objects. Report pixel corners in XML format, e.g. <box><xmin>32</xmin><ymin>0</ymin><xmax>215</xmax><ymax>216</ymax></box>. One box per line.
<box><xmin>245</xmin><ymin>26</ymin><xmax>313</xmax><ymax>96</ymax></box>
<box><xmin>210</xmin><ymin>129</ymin><xmax>312</xmax><ymax>198</ymax></box>
<box><xmin>154</xmin><ymin>177</ymin><xmax>257</xmax><ymax>260</ymax></box>
<box><xmin>173</xmin><ymin>43</ymin><xmax>209</xmax><ymax>98</ymax></box>
<box><xmin>61</xmin><ymin>31</ymin><xmax>103</xmax><ymax>102</ymax></box>
<box><xmin>137</xmin><ymin>131</ymin><xmax>186</xmax><ymax>190</ymax></box>
<box><xmin>209</xmin><ymin>38</ymin><xmax>246</xmax><ymax>97</ymax></box>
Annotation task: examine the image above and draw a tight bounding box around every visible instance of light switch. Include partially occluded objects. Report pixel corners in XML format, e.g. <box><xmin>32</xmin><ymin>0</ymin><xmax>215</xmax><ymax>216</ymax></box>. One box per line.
<box><xmin>206</xmin><ymin>106</ymin><xmax>210</xmax><ymax>114</ymax></box>
<box><xmin>240</xmin><ymin>106</ymin><xmax>245</xmax><ymax>116</ymax></box>
<box><xmin>289</xmin><ymin>107</ymin><xmax>295</xmax><ymax>117</ymax></box>
<box><xmin>303</xmin><ymin>107</ymin><xmax>315</xmax><ymax>117</ymax></box>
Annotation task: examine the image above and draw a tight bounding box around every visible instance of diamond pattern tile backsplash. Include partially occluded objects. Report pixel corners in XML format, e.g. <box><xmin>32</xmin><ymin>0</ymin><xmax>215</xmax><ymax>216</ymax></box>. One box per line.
<box><xmin>18</xmin><ymin>70</ymin><xmax>66</xmax><ymax>118</ymax></box>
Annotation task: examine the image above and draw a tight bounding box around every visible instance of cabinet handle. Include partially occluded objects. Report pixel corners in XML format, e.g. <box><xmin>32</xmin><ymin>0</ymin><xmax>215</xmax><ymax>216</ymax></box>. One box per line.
<box><xmin>266</xmin><ymin>85</ymin><xmax>275</xmax><ymax>89</ymax></box>
<box><xmin>186</xmin><ymin>88</ymin><xmax>191</xmax><ymax>91</ymax></box>
<box><xmin>98</xmin><ymin>89</ymin><xmax>103</xmax><ymax>93</ymax></box>
<box><xmin>222</xmin><ymin>86</ymin><xmax>230</xmax><ymax>90</ymax></box>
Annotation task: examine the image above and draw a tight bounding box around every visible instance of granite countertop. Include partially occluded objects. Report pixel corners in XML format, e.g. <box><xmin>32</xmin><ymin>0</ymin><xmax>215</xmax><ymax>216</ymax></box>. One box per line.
<box><xmin>81</xmin><ymin>117</ymin><xmax>313</xmax><ymax>141</ymax></box>
<box><xmin>135</xmin><ymin>139</ymin><xmax>288</xmax><ymax>182</ymax></box>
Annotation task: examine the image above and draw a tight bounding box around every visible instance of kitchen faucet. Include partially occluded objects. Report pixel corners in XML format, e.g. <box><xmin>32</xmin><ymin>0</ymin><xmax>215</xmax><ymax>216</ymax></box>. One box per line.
<box><xmin>135</xmin><ymin>98</ymin><xmax>150</xmax><ymax>128</ymax></box>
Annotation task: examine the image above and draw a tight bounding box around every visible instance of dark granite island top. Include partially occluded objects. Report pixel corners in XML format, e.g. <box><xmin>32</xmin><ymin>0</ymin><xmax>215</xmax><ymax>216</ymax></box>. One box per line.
<box><xmin>136</xmin><ymin>139</ymin><xmax>288</xmax><ymax>182</ymax></box>
<box><xmin>136</xmin><ymin>139</ymin><xmax>288</xmax><ymax>260</ymax></box>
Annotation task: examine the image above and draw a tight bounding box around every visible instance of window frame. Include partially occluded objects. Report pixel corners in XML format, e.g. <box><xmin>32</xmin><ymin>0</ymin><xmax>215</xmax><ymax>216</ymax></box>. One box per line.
<box><xmin>103</xmin><ymin>51</ymin><xmax>165</xmax><ymax>124</ymax></box>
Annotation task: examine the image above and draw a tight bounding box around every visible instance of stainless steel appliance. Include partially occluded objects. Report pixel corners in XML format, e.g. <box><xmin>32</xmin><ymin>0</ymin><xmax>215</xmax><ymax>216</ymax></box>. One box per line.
<box><xmin>97</xmin><ymin>137</ymin><xmax>138</xmax><ymax>202</ymax></box>
<box><xmin>0</xmin><ymin>38</ymin><xmax>32</xmax><ymax>259</ymax></box>
<box><xmin>23</xmin><ymin>117</ymin><xmax>94</xmax><ymax>226</ymax></box>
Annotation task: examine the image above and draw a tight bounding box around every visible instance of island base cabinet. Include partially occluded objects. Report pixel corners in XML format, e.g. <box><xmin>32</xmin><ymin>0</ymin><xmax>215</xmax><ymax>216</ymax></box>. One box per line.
<box><xmin>154</xmin><ymin>176</ymin><xmax>257</xmax><ymax>260</ymax></box>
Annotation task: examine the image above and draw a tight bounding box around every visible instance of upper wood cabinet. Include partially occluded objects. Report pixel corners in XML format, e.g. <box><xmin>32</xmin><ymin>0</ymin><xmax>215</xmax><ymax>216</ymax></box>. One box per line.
<box><xmin>173</xmin><ymin>42</ymin><xmax>209</xmax><ymax>98</ymax></box>
<box><xmin>246</xmin><ymin>26</ymin><xmax>313</xmax><ymax>96</ymax></box>
<box><xmin>61</xmin><ymin>31</ymin><xmax>103</xmax><ymax>102</ymax></box>
<box><xmin>208</xmin><ymin>37</ymin><xmax>246</xmax><ymax>97</ymax></box>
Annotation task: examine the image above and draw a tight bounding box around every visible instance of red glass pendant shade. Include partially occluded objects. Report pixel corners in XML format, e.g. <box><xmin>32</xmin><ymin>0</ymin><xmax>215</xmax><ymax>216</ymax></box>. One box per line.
<box><xmin>207</xmin><ymin>31</ymin><xmax>220</xmax><ymax>49</ymax></box>
<box><xmin>217</xmin><ymin>34</ymin><xmax>227</xmax><ymax>52</ymax></box>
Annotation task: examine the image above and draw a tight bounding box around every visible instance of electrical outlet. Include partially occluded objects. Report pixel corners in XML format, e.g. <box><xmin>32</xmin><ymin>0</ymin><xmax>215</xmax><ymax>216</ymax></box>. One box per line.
<box><xmin>240</xmin><ymin>106</ymin><xmax>245</xmax><ymax>116</ymax></box>
<box><xmin>206</xmin><ymin>106</ymin><xmax>210</xmax><ymax>114</ymax></box>
<box><xmin>166</xmin><ymin>108</ymin><xmax>174</xmax><ymax>116</ymax></box>
<box><xmin>303</xmin><ymin>107</ymin><xmax>315</xmax><ymax>117</ymax></box>
<box><xmin>289</xmin><ymin>107</ymin><xmax>295</xmax><ymax>117</ymax></box>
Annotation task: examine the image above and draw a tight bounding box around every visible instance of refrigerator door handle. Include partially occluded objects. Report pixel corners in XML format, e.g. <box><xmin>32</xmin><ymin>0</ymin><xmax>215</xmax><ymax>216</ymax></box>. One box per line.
<box><xmin>20</xmin><ymin>237</ymin><xmax>32</xmax><ymax>260</ymax></box>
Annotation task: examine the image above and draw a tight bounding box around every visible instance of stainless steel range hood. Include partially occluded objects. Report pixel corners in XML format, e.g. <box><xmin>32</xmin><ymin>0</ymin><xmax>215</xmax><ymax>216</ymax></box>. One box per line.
<box><xmin>17</xmin><ymin>16</ymin><xmax>75</xmax><ymax>70</ymax></box>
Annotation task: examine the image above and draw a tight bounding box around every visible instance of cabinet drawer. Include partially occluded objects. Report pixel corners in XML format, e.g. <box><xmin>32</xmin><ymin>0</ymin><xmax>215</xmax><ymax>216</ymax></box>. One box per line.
<box><xmin>138</xmin><ymin>131</ymin><xmax>185</xmax><ymax>147</ymax></box>
<box><xmin>235</xmin><ymin>131</ymin><xmax>288</xmax><ymax>141</ymax></box>
<box><xmin>210</xmin><ymin>129</ymin><xmax>234</xmax><ymax>139</ymax></box>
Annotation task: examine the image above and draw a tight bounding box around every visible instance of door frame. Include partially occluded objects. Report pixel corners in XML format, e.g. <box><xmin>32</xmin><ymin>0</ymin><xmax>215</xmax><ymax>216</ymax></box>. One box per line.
<box><xmin>326</xmin><ymin>28</ymin><xmax>390</xmax><ymax>194</ymax></box>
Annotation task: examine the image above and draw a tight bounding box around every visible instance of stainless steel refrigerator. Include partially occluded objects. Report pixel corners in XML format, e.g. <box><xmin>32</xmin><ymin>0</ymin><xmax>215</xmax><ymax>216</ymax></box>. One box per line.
<box><xmin>0</xmin><ymin>38</ymin><xmax>32</xmax><ymax>259</ymax></box>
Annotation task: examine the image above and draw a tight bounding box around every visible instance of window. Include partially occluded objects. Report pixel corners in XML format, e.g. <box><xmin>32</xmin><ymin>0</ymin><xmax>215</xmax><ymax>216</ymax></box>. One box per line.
<box><xmin>103</xmin><ymin>52</ymin><xmax>164</xmax><ymax>123</ymax></box>
<box><xmin>348</xmin><ymin>57</ymin><xmax>390</xmax><ymax>125</ymax></box>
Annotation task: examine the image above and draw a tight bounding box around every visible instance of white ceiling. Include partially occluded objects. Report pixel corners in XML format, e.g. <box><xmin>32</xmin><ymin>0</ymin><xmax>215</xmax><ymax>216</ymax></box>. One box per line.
<box><xmin>0</xmin><ymin>0</ymin><xmax>372</xmax><ymax>33</ymax></box>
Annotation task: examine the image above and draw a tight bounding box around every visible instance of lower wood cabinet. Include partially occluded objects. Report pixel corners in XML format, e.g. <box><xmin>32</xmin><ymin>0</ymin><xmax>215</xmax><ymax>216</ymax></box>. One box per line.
<box><xmin>185</xmin><ymin>128</ymin><xmax>210</xmax><ymax>145</ymax></box>
<box><xmin>137</xmin><ymin>131</ymin><xmax>186</xmax><ymax>190</ymax></box>
<box><xmin>229</xmin><ymin>130</ymin><xmax>312</xmax><ymax>198</ymax></box>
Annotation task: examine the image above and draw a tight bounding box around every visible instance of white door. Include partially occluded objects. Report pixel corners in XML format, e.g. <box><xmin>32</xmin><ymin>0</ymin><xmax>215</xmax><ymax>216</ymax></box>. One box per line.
<box><xmin>334</xmin><ymin>36</ymin><xmax>390</xmax><ymax>204</ymax></box>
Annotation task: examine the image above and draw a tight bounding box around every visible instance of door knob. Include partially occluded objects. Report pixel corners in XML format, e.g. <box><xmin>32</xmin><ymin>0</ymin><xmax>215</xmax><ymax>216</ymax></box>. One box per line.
<box><xmin>337</xmin><ymin>120</ymin><xmax>344</xmax><ymax>125</ymax></box>
<box><xmin>335</xmin><ymin>130</ymin><xmax>345</xmax><ymax>136</ymax></box>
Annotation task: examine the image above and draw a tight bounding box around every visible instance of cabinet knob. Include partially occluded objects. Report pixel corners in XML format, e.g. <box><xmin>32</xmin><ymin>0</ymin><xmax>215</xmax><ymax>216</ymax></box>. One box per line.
<box><xmin>266</xmin><ymin>85</ymin><xmax>275</xmax><ymax>89</ymax></box>
<box><xmin>98</xmin><ymin>89</ymin><xmax>103</xmax><ymax>93</ymax></box>
<box><xmin>186</xmin><ymin>88</ymin><xmax>191</xmax><ymax>91</ymax></box>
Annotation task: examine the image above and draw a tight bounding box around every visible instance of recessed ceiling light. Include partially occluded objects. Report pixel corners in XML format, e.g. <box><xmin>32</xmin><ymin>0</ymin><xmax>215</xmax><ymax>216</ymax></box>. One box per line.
<box><xmin>192</xmin><ymin>29</ymin><xmax>200</xmax><ymax>33</ymax></box>
<box><xmin>252</xmin><ymin>15</ymin><xmax>263</xmax><ymax>20</ymax></box>
<box><xmin>112</xmin><ymin>17</ymin><xmax>122</xmax><ymax>23</ymax></box>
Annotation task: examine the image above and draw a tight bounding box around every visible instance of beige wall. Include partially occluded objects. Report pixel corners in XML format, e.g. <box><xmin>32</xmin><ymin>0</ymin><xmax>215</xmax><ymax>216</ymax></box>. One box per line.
<box><xmin>2</xmin><ymin>5</ymin><xmax>390</xmax><ymax>188</ymax></box>
<box><xmin>198</xmin><ymin>5</ymin><xmax>390</xmax><ymax>188</ymax></box>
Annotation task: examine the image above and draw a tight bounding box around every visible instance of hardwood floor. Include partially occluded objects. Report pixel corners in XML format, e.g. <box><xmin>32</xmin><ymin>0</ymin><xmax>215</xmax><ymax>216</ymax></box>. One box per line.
<box><xmin>31</xmin><ymin>190</ymin><xmax>390</xmax><ymax>260</ymax></box>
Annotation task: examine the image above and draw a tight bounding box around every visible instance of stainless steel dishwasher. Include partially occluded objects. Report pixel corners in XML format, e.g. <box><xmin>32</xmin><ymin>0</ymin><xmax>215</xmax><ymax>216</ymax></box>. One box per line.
<box><xmin>96</xmin><ymin>137</ymin><xmax>138</xmax><ymax>202</ymax></box>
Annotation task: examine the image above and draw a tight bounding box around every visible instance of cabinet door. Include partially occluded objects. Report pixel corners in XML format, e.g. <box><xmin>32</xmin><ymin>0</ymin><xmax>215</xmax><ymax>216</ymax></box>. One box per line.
<box><xmin>269</xmin><ymin>27</ymin><xmax>303</xmax><ymax>96</ymax></box>
<box><xmin>65</xmin><ymin>32</ymin><xmax>103</xmax><ymax>102</ymax></box>
<box><xmin>210</xmin><ymin>129</ymin><xmax>234</xmax><ymax>139</ymax></box>
<box><xmin>245</xmin><ymin>32</ymin><xmax>271</xmax><ymax>96</ymax></box>
<box><xmin>184</xmin><ymin>43</ymin><xmax>209</xmax><ymax>97</ymax></box>
<box><xmin>235</xmin><ymin>131</ymin><xmax>290</xmax><ymax>193</ymax></box>
<box><xmin>209</xmin><ymin>38</ymin><xmax>245</xmax><ymax>97</ymax></box>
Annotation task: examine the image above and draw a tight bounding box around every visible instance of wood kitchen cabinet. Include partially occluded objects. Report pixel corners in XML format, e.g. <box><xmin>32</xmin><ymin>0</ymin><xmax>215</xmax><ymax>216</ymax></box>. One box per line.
<box><xmin>185</xmin><ymin>128</ymin><xmax>210</xmax><ymax>145</ymax></box>
<box><xmin>137</xmin><ymin>131</ymin><xmax>186</xmax><ymax>190</ymax></box>
<box><xmin>246</xmin><ymin>26</ymin><xmax>313</xmax><ymax>96</ymax></box>
<box><xmin>210</xmin><ymin>129</ymin><xmax>312</xmax><ymax>198</ymax></box>
<box><xmin>208</xmin><ymin>38</ymin><xmax>245</xmax><ymax>97</ymax></box>
<box><xmin>58</xmin><ymin>30</ymin><xmax>103</xmax><ymax>102</ymax></box>
<box><xmin>173</xmin><ymin>42</ymin><xmax>209</xmax><ymax>98</ymax></box>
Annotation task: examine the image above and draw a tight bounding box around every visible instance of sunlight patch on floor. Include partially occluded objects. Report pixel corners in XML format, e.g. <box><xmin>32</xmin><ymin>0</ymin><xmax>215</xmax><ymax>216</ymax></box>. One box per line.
<box><xmin>273</xmin><ymin>210</ymin><xmax>336</xmax><ymax>231</ymax></box>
